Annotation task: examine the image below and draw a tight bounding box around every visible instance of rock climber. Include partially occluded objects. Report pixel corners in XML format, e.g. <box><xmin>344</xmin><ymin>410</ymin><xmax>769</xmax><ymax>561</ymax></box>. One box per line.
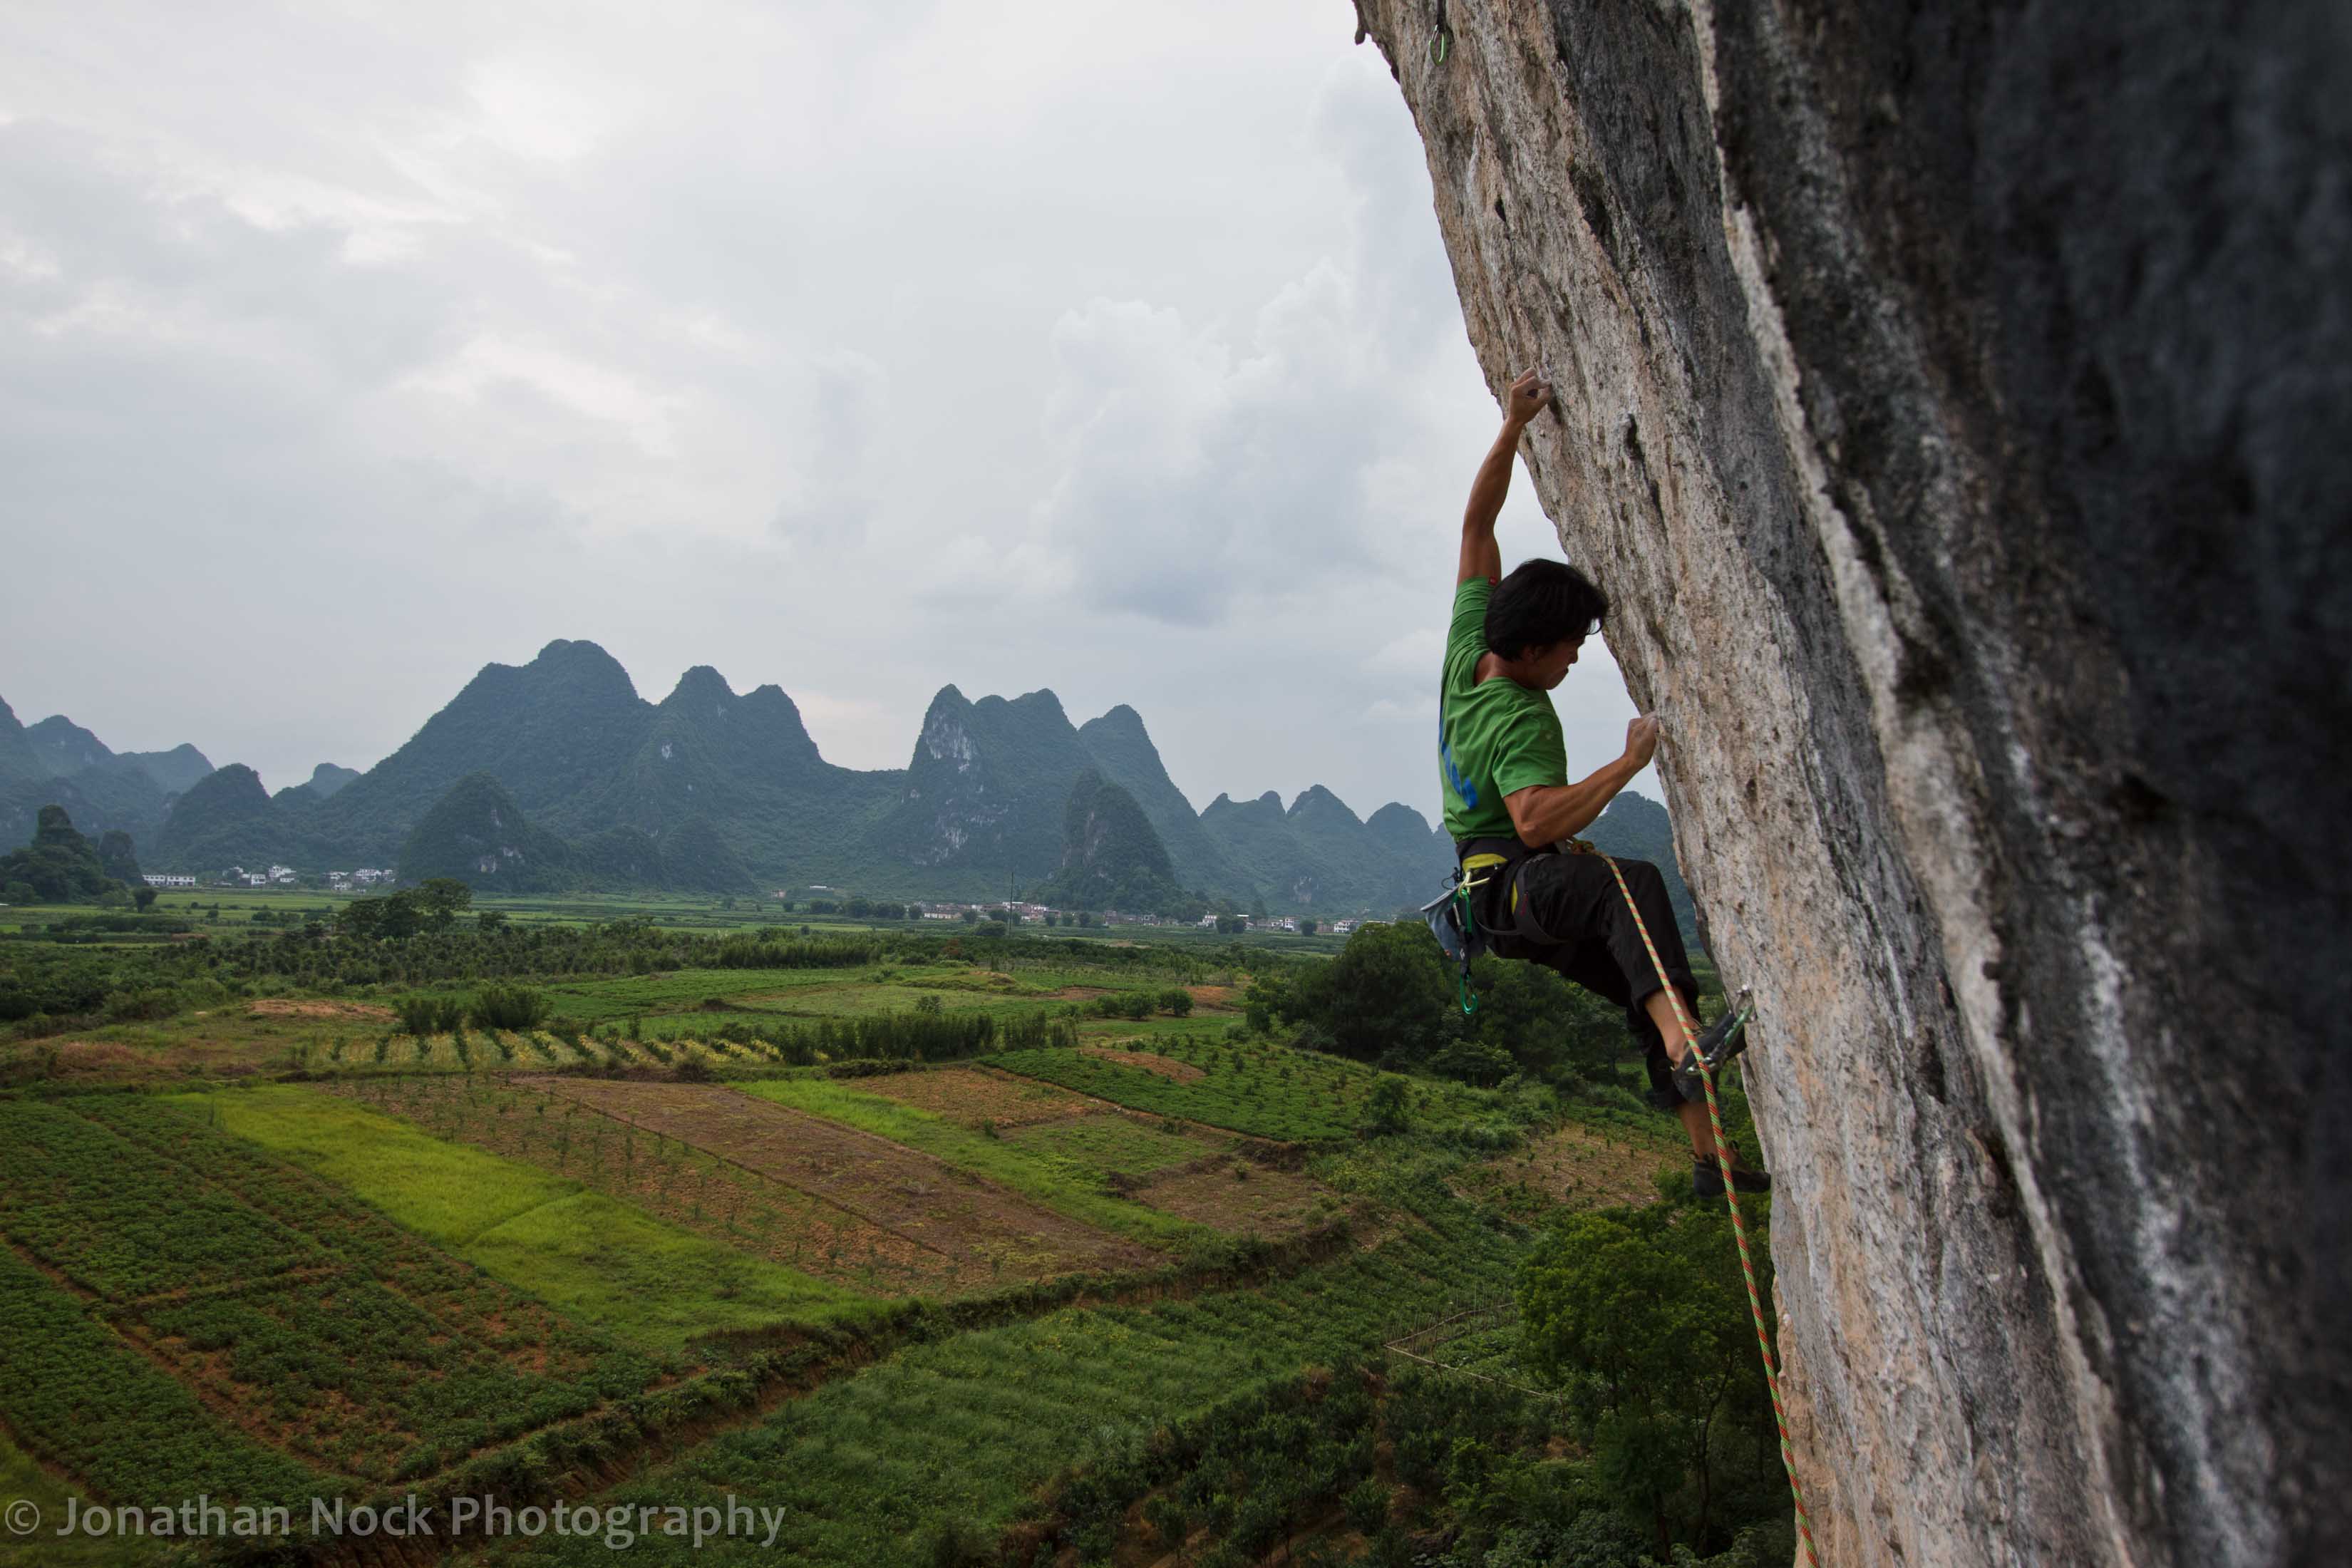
<box><xmin>1441</xmin><ymin>368</ymin><xmax>1768</xmax><ymax>1197</ymax></box>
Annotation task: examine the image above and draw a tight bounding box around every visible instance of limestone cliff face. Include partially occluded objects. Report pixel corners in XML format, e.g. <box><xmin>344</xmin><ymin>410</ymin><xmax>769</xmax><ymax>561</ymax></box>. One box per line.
<box><xmin>1355</xmin><ymin>2</ymin><xmax>2349</xmax><ymax>1564</ymax></box>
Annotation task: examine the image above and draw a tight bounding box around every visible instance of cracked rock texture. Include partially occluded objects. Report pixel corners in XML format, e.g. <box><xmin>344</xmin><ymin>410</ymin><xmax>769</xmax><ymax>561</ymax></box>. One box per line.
<box><xmin>1356</xmin><ymin>1</ymin><xmax>2349</xmax><ymax>1564</ymax></box>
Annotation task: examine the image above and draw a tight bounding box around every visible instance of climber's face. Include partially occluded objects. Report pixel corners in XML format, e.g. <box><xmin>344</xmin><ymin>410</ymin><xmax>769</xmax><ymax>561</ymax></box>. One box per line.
<box><xmin>1526</xmin><ymin>636</ymin><xmax>1582</xmax><ymax>689</ymax></box>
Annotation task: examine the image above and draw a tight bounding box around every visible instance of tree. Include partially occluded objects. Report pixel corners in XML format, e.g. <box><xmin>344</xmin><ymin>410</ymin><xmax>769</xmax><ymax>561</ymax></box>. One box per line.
<box><xmin>1286</xmin><ymin>922</ymin><xmax>1454</xmax><ymax>1065</ymax></box>
<box><xmin>960</xmin><ymin>909</ymin><xmax>979</xmax><ymax>924</ymax></box>
<box><xmin>1297</xmin><ymin>917</ymin><xmax>1318</xmax><ymax>935</ymax></box>
<box><xmin>476</xmin><ymin>909</ymin><xmax>510</xmax><ymax>934</ymax></box>
<box><xmin>1160</xmin><ymin>988</ymin><xmax>1194</xmax><ymax>1017</ymax></box>
<box><xmin>1518</xmin><ymin>1205</ymin><xmax>1776</xmax><ymax>1554</ymax></box>
<box><xmin>413</xmin><ymin>877</ymin><xmax>473</xmax><ymax>930</ymax></box>
<box><xmin>3</xmin><ymin>880</ymin><xmax>34</xmax><ymax>905</ymax></box>
<box><xmin>133</xmin><ymin>886</ymin><xmax>159</xmax><ymax>912</ymax></box>
<box><xmin>1467</xmin><ymin>955</ymin><xmax>1620</xmax><ymax>1084</ymax></box>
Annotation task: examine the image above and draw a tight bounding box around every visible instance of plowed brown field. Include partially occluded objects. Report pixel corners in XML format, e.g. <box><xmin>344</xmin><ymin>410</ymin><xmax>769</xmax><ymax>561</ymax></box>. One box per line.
<box><xmin>854</xmin><ymin>1066</ymin><xmax>1103</xmax><ymax>1129</ymax></box>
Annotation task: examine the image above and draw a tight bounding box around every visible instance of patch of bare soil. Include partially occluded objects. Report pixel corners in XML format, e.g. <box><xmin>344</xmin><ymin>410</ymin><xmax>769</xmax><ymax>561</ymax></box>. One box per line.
<box><xmin>1456</xmin><ymin>1122</ymin><xmax>1673</xmax><ymax>1217</ymax></box>
<box><xmin>51</xmin><ymin>1039</ymin><xmax>152</xmax><ymax>1073</ymax></box>
<box><xmin>858</xmin><ymin>1066</ymin><xmax>1103</xmax><ymax>1130</ymax></box>
<box><xmin>248</xmin><ymin>998</ymin><xmax>396</xmax><ymax>1021</ymax></box>
<box><xmin>517</xmin><ymin>1077</ymin><xmax>1156</xmax><ymax>1285</ymax></box>
<box><xmin>1183</xmin><ymin>985</ymin><xmax>1239</xmax><ymax>1011</ymax></box>
<box><xmin>1132</xmin><ymin>1157</ymin><xmax>1331</xmax><ymax>1236</ymax></box>
<box><xmin>1080</xmin><ymin>1047</ymin><xmax>1205</xmax><ymax>1083</ymax></box>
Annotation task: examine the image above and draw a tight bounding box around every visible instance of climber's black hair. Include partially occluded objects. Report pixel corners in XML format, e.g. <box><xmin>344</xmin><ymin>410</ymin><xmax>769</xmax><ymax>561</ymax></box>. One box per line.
<box><xmin>1485</xmin><ymin>558</ymin><xmax>1608</xmax><ymax>661</ymax></box>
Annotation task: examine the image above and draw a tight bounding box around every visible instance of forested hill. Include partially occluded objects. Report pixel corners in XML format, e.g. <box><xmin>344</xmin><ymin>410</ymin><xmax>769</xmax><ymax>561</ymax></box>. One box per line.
<box><xmin>3</xmin><ymin>641</ymin><xmax>1701</xmax><ymax>924</ymax></box>
<box><xmin>0</xmin><ymin>696</ymin><xmax>212</xmax><ymax>855</ymax></box>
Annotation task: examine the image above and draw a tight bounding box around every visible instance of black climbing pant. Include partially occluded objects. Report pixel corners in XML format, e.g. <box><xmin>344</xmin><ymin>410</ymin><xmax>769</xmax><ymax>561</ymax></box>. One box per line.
<box><xmin>1470</xmin><ymin>847</ymin><xmax>1700</xmax><ymax>1111</ymax></box>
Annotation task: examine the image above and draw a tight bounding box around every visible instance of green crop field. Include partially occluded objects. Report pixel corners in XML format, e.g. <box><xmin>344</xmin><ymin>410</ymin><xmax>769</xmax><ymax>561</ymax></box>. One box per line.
<box><xmin>980</xmin><ymin>1034</ymin><xmax>1456</xmax><ymax>1142</ymax></box>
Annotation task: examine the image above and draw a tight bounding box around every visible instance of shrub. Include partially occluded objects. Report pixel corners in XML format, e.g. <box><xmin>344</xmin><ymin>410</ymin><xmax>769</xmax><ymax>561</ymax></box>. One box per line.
<box><xmin>1361</xmin><ymin>1075</ymin><xmax>1412</xmax><ymax>1136</ymax></box>
<box><xmin>1160</xmin><ymin>987</ymin><xmax>1194</xmax><ymax>1017</ymax></box>
<box><xmin>397</xmin><ymin>995</ymin><xmax>465</xmax><ymax>1036</ymax></box>
<box><xmin>469</xmin><ymin>985</ymin><xmax>551</xmax><ymax>1031</ymax></box>
<box><xmin>1343</xmin><ymin>1476</ymin><xmax>1391</xmax><ymax>1535</ymax></box>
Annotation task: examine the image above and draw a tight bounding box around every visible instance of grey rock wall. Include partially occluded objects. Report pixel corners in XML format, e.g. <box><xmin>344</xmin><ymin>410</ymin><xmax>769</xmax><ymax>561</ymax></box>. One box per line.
<box><xmin>1353</xmin><ymin>2</ymin><xmax>2350</xmax><ymax>1564</ymax></box>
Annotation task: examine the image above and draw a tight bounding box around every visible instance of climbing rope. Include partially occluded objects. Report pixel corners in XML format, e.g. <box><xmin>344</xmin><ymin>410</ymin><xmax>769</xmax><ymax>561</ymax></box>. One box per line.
<box><xmin>1591</xmin><ymin>847</ymin><xmax>1822</xmax><ymax>1568</ymax></box>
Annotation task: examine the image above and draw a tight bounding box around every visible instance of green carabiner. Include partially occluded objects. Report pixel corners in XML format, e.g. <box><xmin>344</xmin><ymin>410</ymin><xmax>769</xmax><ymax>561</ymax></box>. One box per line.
<box><xmin>1430</xmin><ymin>26</ymin><xmax>1450</xmax><ymax>66</ymax></box>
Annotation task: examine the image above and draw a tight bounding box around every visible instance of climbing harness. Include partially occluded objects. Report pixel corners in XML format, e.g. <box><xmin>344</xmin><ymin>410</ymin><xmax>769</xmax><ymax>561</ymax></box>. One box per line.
<box><xmin>1419</xmin><ymin>854</ymin><xmax>1500</xmax><ymax>1014</ymax></box>
<box><xmin>1591</xmin><ymin>844</ymin><xmax>1822</xmax><ymax>1568</ymax></box>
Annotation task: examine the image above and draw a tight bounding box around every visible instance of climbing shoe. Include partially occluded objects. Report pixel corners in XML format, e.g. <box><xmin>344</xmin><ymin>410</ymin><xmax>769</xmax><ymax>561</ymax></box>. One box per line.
<box><xmin>1693</xmin><ymin>1158</ymin><xmax>1772</xmax><ymax>1199</ymax></box>
<box><xmin>1670</xmin><ymin>1003</ymin><xmax>1752</xmax><ymax>1103</ymax></box>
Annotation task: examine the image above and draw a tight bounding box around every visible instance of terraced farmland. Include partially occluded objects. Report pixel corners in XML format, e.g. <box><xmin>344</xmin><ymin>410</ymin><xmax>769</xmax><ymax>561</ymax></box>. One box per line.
<box><xmin>0</xmin><ymin>1096</ymin><xmax>663</xmax><ymax>1502</ymax></box>
<box><xmin>499</xmin><ymin>1197</ymin><xmax>1522</xmax><ymax>1567</ymax></box>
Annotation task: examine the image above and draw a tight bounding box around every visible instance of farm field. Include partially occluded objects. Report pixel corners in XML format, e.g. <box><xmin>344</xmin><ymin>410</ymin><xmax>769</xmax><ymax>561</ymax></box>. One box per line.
<box><xmin>523</xmin><ymin>1076</ymin><xmax>1163</xmax><ymax>1284</ymax></box>
<box><xmin>741</xmin><ymin>1075</ymin><xmax>1324</xmax><ymax>1244</ymax></box>
<box><xmin>171</xmin><ymin>1086</ymin><xmax>880</xmax><ymax>1350</ymax></box>
<box><xmin>982</xmin><ymin>1034</ymin><xmax>1448</xmax><ymax>1142</ymax></box>
<box><xmin>321</xmin><ymin>1076</ymin><xmax>961</xmax><ymax>1298</ymax></box>
<box><xmin>0</xmin><ymin>896</ymin><xmax>1788</xmax><ymax>1567</ymax></box>
<box><xmin>497</xmin><ymin>1196</ymin><xmax>1522</xmax><ymax>1567</ymax></box>
<box><xmin>0</xmin><ymin>1093</ymin><xmax>671</xmax><ymax>1506</ymax></box>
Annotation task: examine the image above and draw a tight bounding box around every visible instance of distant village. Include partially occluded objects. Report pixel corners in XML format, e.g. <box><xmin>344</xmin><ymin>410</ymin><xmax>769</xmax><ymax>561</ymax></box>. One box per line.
<box><xmin>129</xmin><ymin>870</ymin><xmax>1358</xmax><ymax>933</ymax></box>
<box><xmin>143</xmin><ymin>867</ymin><xmax>396</xmax><ymax>891</ymax></box>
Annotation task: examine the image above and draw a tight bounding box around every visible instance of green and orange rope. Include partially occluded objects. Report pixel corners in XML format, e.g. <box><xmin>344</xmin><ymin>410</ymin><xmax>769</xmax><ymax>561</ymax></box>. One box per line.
<box><xmin>1589</xmin><ymin>844</ymin><xmax>1822</xmax><ymax>1568</ymax></box>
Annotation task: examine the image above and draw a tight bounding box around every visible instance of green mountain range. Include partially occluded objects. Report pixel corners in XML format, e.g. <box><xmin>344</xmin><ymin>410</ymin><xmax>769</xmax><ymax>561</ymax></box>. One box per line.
<box><xmin>0</xmin><ymin>640</ymin><xmax>1701</xmax><ymax>932</ymax></box>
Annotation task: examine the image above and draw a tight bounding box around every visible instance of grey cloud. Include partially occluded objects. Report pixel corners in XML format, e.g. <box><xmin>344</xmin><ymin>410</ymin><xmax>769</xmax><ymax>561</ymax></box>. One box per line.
<box><xmin>0</xmin><ymin>6</ymin><xmax>1645</xmax><ymax>825</ymax></box>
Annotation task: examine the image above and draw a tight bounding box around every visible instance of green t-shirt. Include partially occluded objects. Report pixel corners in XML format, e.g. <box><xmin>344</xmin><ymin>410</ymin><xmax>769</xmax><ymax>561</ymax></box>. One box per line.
<box><xmin>1438</xmin><ymin>577</ymin><xmax>1567</xmax><ymax>845</ymax></box>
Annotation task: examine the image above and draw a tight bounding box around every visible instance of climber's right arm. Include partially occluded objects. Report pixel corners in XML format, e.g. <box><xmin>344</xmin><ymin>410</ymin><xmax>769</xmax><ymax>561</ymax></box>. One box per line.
<box><xmin>1458</xmin><ymin>369</ymin><xmax>1552</xmax><ymax>585</ymax></box>
<box><xmin>1502</xmin><ymin>716</ymin><xmax>1659</xmax><ymax>845</ymax></box>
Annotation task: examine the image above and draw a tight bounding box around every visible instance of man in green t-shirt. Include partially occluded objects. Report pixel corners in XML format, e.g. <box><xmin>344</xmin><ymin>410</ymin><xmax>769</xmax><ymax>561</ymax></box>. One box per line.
<box><xmin>1438</xmin><ymin>370</ymin><xmax>1766</xmax><ymax>1197</ymax></box>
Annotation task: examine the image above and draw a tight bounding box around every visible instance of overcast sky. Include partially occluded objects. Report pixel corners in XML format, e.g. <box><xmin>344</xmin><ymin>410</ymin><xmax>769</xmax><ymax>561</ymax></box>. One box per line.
<box><xmin>0</xmin><ymin>0</ymin><xmax>1646</xmax><ymax>823</ymax></box>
